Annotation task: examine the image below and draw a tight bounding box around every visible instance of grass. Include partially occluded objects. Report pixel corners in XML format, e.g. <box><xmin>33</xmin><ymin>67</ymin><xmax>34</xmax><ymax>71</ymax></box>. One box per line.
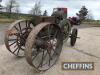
<box><xmin>83</xmin><ymin>20</ymin><xmax>100</xmax><ymax>25</ymax></box>
<box><xmin>0</xmin><ymin>18</ymin><xmax>16</xmax><ymax>23</ymax></box>
<box><xmin>0</xmin><ymin>12</ymin><xmax>32</xmax><ymax>23</ymax></box>
<box><xmin>0</xmin><ymin>13</ymin><xmax>100</xmax><ymax>26</ymax></box>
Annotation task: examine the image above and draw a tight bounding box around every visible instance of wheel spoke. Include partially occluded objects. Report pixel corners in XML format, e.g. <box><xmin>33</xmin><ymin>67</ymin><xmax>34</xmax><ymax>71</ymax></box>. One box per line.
<box><xmin>28</xmin><ymin>21</ymin><xmax>31</xmax><ymax>28</ymax></box>
<box><xmin>53</xmin><ymin>30</ymin><xmax>58</xmax><ymax>39</ymax></box>
<box><xmin>18</xmin><ymin>34</ymin><xmax>26</xmax><ymax>42</ymax></box>
<box><xmin>14</xmin><ymin>26</ymin><xmax>19</xmax><ymax>32</ymax></box>
<box><xmin>20</xmin><ymin>47</ymin><xmax>25</xmax><ymax>51</ymax></box>
<box><xmin>41</xmin><ymin>50</ymin><xmax>48</xmax><ymax>65</ymax></box>
<box><xmin>9</xmin><ymin>41</ymin><xmax>17</xmax><ymax>46</ymax></box>
<box><xmin>50</xmin><ymin>39</ymin><xmax>58</xmax><ymax>55</ymax></box>
<box><xmin>5</xmin><ymin>20</ymin><xmax>34</xmax><ymax>57</ymax></box>
<box><xmin>47</xmin><ymin>25</ymin><xmax>56</xmax><ymax>66</ymax></box>
<box><xmin>37</xmin><ymin>50</ymin><xmax>45</xmax><ymax>68</ymax></box>
<box><xmin>48</xmin><ymin>54</ymin><xmax>52</xmax><ymax>66</ymax></box>
<box><xmin>47</xmin><ymin>25</ymin><xmax>51</xmax><ymax>40</ymax></box>
<box><xmin>46</xmin><ymin>48</ymin><xmax>52</xmax><ymax>66</ymax></box>
<box><xmin>25</xmin><ymin>23</ymin><xmax>63</xmax><ymax>71</ymax></box>
<box><xmin>26</xmin><ymin>20</ymin><xmax>28</xmax><ymax>27</ymax></box>
<box><xmin>13</xmin><ymin>47</ymin><xmax>19</xmax><ymax>53</ymax></box>
<box><xmin>17</xmin><ymin>48</ymin><xmax>20</xmax><ymax>55</ymax></box>
<box><xmin>32</xmin><ymin>51</ymin><xmax>39</xmax><ymax>61</ymax></box>
<box><xmin>14</xmin><ymin>43</ymin><xmax>18</xmax><ymax>48</ymax></box>
<box><xmin>52</xmin><ymin>48</ymin><xmax>58</xmax><ymax>55</ymax></box>
<box><xmin>18</xmin><ymin>22</ymin><xmax>22</xmax><ymax>34</ymax></box>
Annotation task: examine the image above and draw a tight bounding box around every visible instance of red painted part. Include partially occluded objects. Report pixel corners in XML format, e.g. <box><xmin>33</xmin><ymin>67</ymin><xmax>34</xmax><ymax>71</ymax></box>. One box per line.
<box><xmin>53</xmin><ymin>8</ymin><xmax>68</xmax><ymax>13</ymax></box>
<box><xmin>62</xmin><ymin>8</ymin><xmax>67</xmax><ymax>13</ymax></box>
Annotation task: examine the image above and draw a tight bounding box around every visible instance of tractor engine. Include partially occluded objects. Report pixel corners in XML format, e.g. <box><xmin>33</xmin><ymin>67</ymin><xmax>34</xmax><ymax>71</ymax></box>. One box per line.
<box><xmin>51</xmin><ymin>8</ymin><xmax>67</xmax><ymax>24</ymax></box>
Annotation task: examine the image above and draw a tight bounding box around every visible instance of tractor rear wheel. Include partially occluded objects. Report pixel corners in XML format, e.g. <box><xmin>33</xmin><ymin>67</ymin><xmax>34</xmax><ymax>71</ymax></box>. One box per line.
<box><xmin>5</xmin><ymin>19</ymin><xmax>34</xmax><ymax>57</ymax></box>
<box><xmin>25</xmin><ymin>22</ymin><xmax>63</xmax><ymax>72</ymax></box>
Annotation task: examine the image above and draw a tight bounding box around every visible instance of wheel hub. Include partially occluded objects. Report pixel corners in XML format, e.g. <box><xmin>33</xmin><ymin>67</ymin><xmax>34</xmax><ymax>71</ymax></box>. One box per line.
<box><xmin>20</xmin><ymin>28</ymin><xmax>31</xmax><ymax>46</ymax></box>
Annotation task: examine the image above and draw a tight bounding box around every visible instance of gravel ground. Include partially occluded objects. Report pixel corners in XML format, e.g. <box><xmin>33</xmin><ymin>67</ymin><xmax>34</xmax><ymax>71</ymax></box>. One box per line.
<box><xmin>0</xmin><ymin>23</ymin><xmax>9</xmax><ymax>45</ymax></box>
<box><xmin>0</xmin><ymin>23</ymin><xmax>100</xmax><ymax>75</ymax></box>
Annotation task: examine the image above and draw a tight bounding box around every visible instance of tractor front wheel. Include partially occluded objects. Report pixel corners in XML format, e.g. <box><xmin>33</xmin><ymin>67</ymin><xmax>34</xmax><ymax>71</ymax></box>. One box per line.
<box><xmin>70</xmin><ymin>28</ymin><xmax>78</xmax><ymax>46</ymax></box>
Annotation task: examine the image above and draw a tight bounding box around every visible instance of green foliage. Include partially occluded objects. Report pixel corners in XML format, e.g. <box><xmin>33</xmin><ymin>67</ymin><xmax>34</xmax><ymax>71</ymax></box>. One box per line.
<box><xmin>30</xmin><ymin>1</ymin><xmax>41</xmax><ymax>15</ymax></box>
<box><xmin>0</xmin><ymin>12</ymin><xmax>32</xmax><ymax>23</ymax></box>
<box><xmin>43</xmin><ymin>10</ymin><xmax>48</xmax><ymax>16</ymax></box>
<box><xmin>83</xmin><ymin>20</ymin><xmax>100</xmax><ymax>25</ymax></box>
<box><xmin>5</xmin><ymin>0</ymin><xmax>20</xmax><ymax>18</ymax></box>
<box><xmin>77</xmin><ymin>6</ymin><xmax>88</xmax><ymax>20</ymax></box>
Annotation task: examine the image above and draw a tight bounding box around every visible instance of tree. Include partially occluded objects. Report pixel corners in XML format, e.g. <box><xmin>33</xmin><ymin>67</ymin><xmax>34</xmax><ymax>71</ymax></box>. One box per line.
<box><xmin>0</xmin><ymin>4</ymin><xmax>3</xmax><ymax>12</ymax></box>
<box><xmin>5</xmin><ymin>0</ymin><xmax>19</xmax><ymax>18</ymax></box>
<box><xmin>15</xmin><ymin>5</ymin><xmax>20</xmax><ymax>13</ymax></box>
<box><xmin>43</xmin><ymin>10</ymin><xmax>48</xmax><ymax>16</ymax></box>
<box><xmin>30</xmin><ymin>1</ymin><xmax>41</xmax><ymax>15</ymax></box>
<box><xmin>0</xmin><ymin>0</ymin><xmax>4</xmax><ymax>12</ymax></box>
<box><xmin>77</xmin><ymin>6</ymin><xmax>88</xmax><ymax>20</ymax></box>
<box><xmin>15</xmin><ymin>4</ymin><xmax>20</xmax><ymax>19</ymax></box>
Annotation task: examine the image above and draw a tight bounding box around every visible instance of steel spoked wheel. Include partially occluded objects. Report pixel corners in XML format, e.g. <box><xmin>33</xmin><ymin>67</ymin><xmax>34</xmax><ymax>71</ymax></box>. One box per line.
<box><xmin>5</xmin><ymin>19</ymin><xmax>34</xmax><ymax>57</ymax></box>
<box><xmin>70</xmin><ymin>28</ymin><xmax>78</xmax><ymax>46</ymax></box>
<box><xmin>25</xmin><ymin>22</ymin><xmax>63</xmax><ymax>71</ymax></box>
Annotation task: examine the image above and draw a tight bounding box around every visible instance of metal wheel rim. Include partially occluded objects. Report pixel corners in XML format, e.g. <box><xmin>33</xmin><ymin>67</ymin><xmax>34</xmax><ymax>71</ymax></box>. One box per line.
<box><xmin>5</xmin><ymin>19</ymin><xmax>34</xmax><ymax>57</ymax></box>
<box><xmin>25</xmin><ymin>22</ymin><xmax>63</xmax><ymax>71</ymax></box>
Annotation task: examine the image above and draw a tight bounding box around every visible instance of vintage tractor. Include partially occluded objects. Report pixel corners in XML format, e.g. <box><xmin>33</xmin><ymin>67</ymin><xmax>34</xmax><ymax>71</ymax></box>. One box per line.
<box><xmin>4</xmin><ymin>7</ymin><xmax>87</xmax><ymax>72</ymax></box>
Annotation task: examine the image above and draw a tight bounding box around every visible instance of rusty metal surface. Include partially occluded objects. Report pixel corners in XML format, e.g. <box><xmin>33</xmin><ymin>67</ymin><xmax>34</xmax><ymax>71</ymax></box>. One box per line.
<box><xmin>30</xmin><ymin>16</ymin><xmax>55</xmax><ymax>25</ymax></box>
<box><xmin>25</xmin><ymin>22</ymin><xmax>63</xmax><ymax>72</ymax></box>
<box><xmin>4</xmin><ymin>19</ymin><xmax>34</xmax><ymax>57</ymax></box>
<box><xmin>39</xmin><ymin>16</ymin><xmax>55</xmax><ymax>23</ymax></box>
<box><xmin>25</xmin><ymin>22</ymin><xmax>52</xmax><ymax>67</ymax></box>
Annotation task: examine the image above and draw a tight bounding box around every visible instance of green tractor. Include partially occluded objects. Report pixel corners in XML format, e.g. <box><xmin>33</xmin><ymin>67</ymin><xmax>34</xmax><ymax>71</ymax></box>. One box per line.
<box><xmin>4</xmin><ymin>7</ymin><xmax>88</xmax><ymax>72</ymax></box>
